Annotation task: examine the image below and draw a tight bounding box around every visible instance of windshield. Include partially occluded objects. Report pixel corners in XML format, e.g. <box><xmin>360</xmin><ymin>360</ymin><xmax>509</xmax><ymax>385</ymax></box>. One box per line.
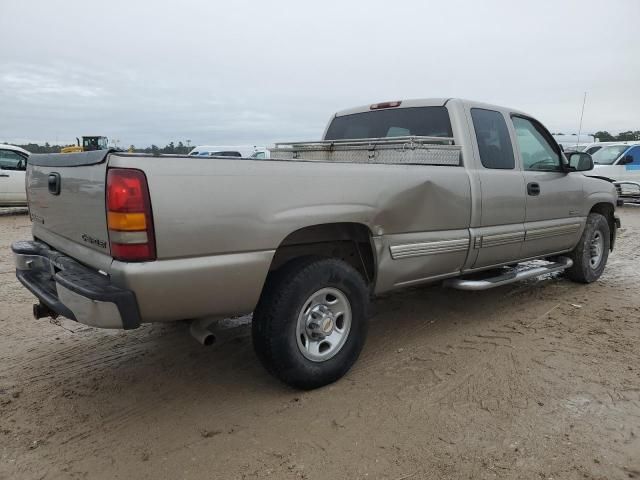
<box><xmin>324</xmin><ymin>106</ymin><xmax>453</xmax><ymax>141</ymax></box>
<box><xmin>591</xmin><ymin>145</ymin><xmax>629</xmax><ymax>165</ymax></box>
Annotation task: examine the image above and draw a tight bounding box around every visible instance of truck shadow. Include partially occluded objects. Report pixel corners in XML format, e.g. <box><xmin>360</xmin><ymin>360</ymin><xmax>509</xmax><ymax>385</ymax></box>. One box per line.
<box><xmin>6</xmin><ymin>272</ymin><xmax>585</xmax><ymax>461</ymax></box>
<box><xmin>15</xmin><ymin>272</ymin><xmax>568</xmax><ymax>396</ymax></box>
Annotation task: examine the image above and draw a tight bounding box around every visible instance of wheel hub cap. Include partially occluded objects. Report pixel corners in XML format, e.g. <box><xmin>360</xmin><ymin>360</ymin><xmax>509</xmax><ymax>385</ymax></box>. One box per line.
<box><xmin>306</xmin><ymin>305</ymin><xmax>335</xmax><ymax>338</ymax></box>
<box><xmin>295</xmin><ymin>287</ymin><xmax>352</xmax><ymax>362</ymax></box>
<box><xmin>590</xmin><ymin>230</ymin><xmax>604</xmax><ymax>268</ymax></box>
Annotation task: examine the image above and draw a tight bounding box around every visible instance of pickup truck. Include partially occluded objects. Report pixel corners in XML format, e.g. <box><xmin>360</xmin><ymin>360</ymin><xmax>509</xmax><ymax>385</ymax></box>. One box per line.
<box><xmin>13</xmin><ymin>98</ymin><xmax>619</xmax><ymax>390</ymax></box>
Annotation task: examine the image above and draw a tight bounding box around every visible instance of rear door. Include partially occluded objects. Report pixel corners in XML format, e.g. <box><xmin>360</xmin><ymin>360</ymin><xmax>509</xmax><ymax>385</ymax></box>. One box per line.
<box><xmin>467</xmin><ymin>107</ymin><xmax>526</xmax><ymax>268</ymax></box>
<box><xmin>26</xmin><ymin>150</ymin><xmax>112</xmax><ymax>267</ymax></box>
<box><xmin>511</xmin><ymin>116</ymin><xmax>584</xmax><ymax>258</ymax></box>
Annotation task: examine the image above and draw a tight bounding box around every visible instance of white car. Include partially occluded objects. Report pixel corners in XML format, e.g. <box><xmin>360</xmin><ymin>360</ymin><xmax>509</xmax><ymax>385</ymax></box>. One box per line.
<box><xmin>591</xmin><ymin>143</ymin><xmax>640</xmax><ymax>202</ymax></box>
<box><xmin>248</xmin><ymin>148</ymin><xmax>270</xmax><ymax>159</ymax></box>
<box><xmin>592</xmin><ymin>143</ymin><xmax>640</xmax><ymax>181</ymax></box>
<box><xmin>582</xmin><ymin>141</ymin><xmax>640</xmax><ymax>156</ymax></box>
<box><xmin>0</xmin><ymin>144</ymin><xmax>29</xmax><ymax>206</ymax></box>
<box><xmin>188</xmin><ymin>145</ymin><xmax>262</xmax><ymax>158</ymax></box>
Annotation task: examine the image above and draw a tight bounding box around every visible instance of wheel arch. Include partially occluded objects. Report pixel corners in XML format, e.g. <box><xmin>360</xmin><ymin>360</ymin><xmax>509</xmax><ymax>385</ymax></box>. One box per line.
<box><xmin>267</xmin><ymin>222</ymin><xmax>376</xmax><ymax>286</ymax></box>
<box><xmin>589</xmin><ymin>202</ymin><xmax>616</xmax><ymax>250</ymax></box>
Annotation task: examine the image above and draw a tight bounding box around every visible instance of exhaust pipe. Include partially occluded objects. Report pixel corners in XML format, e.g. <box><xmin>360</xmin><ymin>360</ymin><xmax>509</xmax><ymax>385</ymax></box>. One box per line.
<box><xmin>33</xmin><ymin>303</ymin><xmax>58</xmax><ymax>320</ymax></box>
<box><xmin>189</xmin><ymin>319</ymin><xmax>217</xmax><ymax>346</ymax></box>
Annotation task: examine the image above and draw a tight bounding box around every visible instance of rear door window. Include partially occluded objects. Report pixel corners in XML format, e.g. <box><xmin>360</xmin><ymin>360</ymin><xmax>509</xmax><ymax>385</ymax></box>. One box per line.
<box><xmin>324</xmin><ymin>106</ymin><xmax>453</xmax><ymax>141</ymax></box>
<box><xmin>470</xmin><ymin>108</ymin><xmax>515</xmax><ymax>169</ymax></box>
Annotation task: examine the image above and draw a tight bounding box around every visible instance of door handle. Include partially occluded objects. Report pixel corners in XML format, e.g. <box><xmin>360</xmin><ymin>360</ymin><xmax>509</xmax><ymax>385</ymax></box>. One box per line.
<box><xmin>48</xmin><ymin>173</ymin><xmax>61</xmax><ymax>195</ymax></box>
<box><xmin>527</xmin><ymin>182</ymin><xmax>540</xmax><ymax>196</ymax></box>
<box><xmin>0</xmin><ymin>173</ymin><xmax>9</xmax><ymax>177</ymax></box>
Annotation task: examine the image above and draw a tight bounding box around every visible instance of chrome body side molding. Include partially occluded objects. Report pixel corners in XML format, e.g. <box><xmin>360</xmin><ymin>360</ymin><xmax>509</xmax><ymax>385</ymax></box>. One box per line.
<box><xmin>525</xmin><ymin>223</ymin><xmax>582</xmax><ymax>241</ymax></box>
<box><xmin>389</xmin><ymin>238</ymin><xmax>469</xmax><ymax>259</ymax></box>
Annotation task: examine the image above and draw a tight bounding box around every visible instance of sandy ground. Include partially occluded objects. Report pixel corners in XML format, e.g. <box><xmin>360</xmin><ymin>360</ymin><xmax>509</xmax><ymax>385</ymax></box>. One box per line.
<box><xmin>0</xmin><ymin>208</ymin><xmax>639</xmax><ymax>480</ymax></box>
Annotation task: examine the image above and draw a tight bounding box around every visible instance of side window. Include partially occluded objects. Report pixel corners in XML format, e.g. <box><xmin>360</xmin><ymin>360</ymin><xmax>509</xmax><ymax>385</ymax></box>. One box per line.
<box><xmin>470</xmin><ymin>108</ymin><xmax>515</xmax><ymax>169</ymax></box>
<box><xmin>627</xmin><ymin>146</ymin><xmax>640</xmax><ymax>165</ymax></box>
<box><xmin>512</xmin><ymin>116</ymin><xmax>562</xmax><ymax>171</ymax></box>
<box><xmin>0</xmin><ymin>150</ymin><xmax>27</xmax><ymax>171</ymax></box>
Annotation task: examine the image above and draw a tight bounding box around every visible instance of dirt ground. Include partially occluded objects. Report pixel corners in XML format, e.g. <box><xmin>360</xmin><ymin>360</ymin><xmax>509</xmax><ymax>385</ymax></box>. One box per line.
<box><xmin>0</xmin><ymin>208</ymin><xmax>639</xmax><ymax>480</ymax></box>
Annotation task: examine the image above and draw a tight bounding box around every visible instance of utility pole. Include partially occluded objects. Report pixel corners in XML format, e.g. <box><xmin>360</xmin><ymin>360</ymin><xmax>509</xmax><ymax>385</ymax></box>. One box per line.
<box><xmin>576</xmin><ymin>92</ymin><xmax>587</xmax><ymax>148</ymax></box>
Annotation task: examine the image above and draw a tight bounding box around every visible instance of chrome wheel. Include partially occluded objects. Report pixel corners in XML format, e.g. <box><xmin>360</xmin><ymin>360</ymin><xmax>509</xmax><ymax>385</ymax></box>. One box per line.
<box><xmin>296</xmin><ymin>287</ymin><xmax>352</xmax><ymax>362</ymax></box>
<box><xmin>589</xmin><ymin>230</ymin><xmax>604</xmax><ymax>269</ymax></box>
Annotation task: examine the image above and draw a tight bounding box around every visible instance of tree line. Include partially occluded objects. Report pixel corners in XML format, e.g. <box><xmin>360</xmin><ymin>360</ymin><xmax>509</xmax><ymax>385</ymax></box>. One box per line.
<box><xmin>8</xmin><ymin>141</ymin><xmax>193</xmax><ymax>155</ymax></box>
<box><xmin>551</xmin><ymin>131</ymin><xmax>640</xmax><ymax>141</ymax></box>
<box><xmin>592</xmin><ymin>131</ymin><xmax>640</xmax><ymax>142</ymax></box>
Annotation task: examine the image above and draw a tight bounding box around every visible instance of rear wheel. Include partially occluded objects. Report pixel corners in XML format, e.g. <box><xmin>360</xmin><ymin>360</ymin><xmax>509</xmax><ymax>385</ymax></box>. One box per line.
<box><xmin>252</xmin><ymin>257</ymin><xmax>369</xmax><ymax>390</ymax></box>
<box><xmin>565</xmin><ymin>213</ymin><xmax>610</xmax><ymax>283</ymax></box>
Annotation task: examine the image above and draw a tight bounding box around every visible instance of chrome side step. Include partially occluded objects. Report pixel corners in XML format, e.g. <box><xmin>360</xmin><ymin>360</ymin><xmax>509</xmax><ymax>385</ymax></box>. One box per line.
<box><xmin>443</xmin><ymin>257</ymin><xmax>573</xmax><ymax>291</ymax></box>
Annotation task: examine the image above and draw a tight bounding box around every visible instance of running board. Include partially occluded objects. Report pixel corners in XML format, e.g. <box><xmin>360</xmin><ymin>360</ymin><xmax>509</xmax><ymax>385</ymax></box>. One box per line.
<box><xmin>443</xmin><ymin>258</ymin><xmax>573</xmax><ymax>291</ymax></box>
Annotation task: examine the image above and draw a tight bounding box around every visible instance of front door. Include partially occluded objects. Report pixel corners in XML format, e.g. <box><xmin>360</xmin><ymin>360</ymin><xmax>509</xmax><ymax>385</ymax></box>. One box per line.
<box><xmin>0</xmin><ymin>149</ymin><xmax>27</xmax><ymax>205</ymax></box>
<box><xmin>511</xmin><ymin>116</ymin><xmax>584</xmax><ymax>259</ymax></box>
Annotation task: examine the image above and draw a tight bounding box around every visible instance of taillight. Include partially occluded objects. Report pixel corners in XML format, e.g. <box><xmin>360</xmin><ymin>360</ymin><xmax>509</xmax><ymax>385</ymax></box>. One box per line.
<box><xmin>106</xmin><ymin>168</ymin><xmax>156</xmax><ymax>261</ymax></box>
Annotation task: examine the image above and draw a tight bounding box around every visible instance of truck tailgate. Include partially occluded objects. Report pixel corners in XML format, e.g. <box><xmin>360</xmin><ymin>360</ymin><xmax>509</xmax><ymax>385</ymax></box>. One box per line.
<box><xmin>27</xmin><ymin>150</ymin><xmax>112</xmax><ymax>265</ymax></box>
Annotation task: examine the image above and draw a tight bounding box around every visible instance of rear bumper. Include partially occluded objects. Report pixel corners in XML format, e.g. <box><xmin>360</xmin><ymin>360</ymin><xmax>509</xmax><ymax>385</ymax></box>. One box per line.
<box><xmin>12</xmin><ymin>240</ymin><xmax>140</xmax><ymax>329</ymax></box>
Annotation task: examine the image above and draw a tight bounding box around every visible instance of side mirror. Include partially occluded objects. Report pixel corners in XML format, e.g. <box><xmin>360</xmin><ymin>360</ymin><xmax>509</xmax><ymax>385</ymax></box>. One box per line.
<box><xmin>568</xmin><ymin>152</ymin><xmax>594</xmax><ymax>172</ymax></box>
<box><xmin>619</xmin><ymin>155</ymin><xmax>633</xmax><ymax>165</ymax></box>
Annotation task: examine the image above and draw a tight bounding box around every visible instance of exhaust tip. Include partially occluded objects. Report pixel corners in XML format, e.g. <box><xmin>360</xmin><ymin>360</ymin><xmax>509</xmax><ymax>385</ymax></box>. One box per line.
<box><xmin>189</xmin><ymin>320</ymin><xmax>217</xmax><ymax>346</ymax></box>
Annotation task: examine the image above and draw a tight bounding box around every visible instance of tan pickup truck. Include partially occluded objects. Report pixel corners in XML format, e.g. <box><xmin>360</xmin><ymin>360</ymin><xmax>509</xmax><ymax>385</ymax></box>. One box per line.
<box><xmin>13</xmin><ymin>98</ymin><xmax>619</xmax><ymax>389</ymax></box>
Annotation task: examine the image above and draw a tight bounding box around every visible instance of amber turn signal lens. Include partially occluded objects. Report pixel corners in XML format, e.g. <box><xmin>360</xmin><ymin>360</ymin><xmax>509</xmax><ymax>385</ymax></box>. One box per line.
<box><xmin>107</xmin><ymin>211</ymin><xmax>147</xmax><ymax>231</ymax></box>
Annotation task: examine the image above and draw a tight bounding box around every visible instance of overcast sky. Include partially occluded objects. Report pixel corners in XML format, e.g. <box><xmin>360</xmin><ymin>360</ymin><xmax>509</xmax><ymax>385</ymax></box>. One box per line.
<box><xmin>1</xmin><ymin>0</ymin><xmax>638</xmax><ymax>147</ymax></box>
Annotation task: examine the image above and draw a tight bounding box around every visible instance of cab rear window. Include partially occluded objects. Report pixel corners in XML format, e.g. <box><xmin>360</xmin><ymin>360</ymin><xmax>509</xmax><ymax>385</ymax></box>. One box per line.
<box><xmin>324</xmin><ymin>106</ymin><xmax>453</xmax><ymax>141</ymax></box>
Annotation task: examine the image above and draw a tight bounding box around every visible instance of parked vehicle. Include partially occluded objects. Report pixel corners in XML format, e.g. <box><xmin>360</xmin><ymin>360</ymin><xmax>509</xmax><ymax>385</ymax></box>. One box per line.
<box><xmin>552</xmin><ymin>134</ymin><xmax>595</xmax><ymax>152</ymax></box>
<box><xmin>13</xmin><ymin>98</ymin><xmax>619</xmax><ymax>389</ymax></box>
<box><xmin>0</xmin><ymin>144</ymin><xmax>29</xmax><ymax>206</ymax></box>
<box><xmin>188</xmin><ymin>145</ymin><xmax>261</xmax><ymax>158</ymax></box>
<box><xmin>249</xmin><ymin>148</ymin><xmax>270</xmax><ymax>159</ymax></box>
<box><xmin>582</xmin><ymin>141</ymin><xmax>640</xmax><ymax>156</ymax></box>
<box><xmin>60</xmin><ymin>136</ymin><xmax>109</xmax><ymax>154</ymax></box>
<box><xmin>592</xmin><ymin>143</ymin><xmax>640</xmax><ymax>174</ymax></box>
<box><xmin>591</xmin><ymin>143</ymin><xmax>640</xmax><ymax>203</ymax></box>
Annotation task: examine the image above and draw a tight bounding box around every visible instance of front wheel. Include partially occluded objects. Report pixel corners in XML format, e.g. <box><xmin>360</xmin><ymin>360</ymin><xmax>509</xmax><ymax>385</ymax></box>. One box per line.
<box><xmin>565</xmin><ymin>213</ymin><xmax>610</xmax><ymax>283</ymax></box>
<box><xmin>252</xmin><ymin>258</ymin><xmax>369</xmax><ymax>390</ymax></box>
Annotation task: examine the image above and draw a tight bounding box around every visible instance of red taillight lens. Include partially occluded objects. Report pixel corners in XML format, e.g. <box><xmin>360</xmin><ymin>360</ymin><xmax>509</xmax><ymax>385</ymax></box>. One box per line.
<box><xmin>107</xmin><ymin>171</ymin><xmax>146</xmax><ymax>212</ymax></box>
<box><xmin>106</xmin><ymin>168</ymin><xmax>156</xmax><ymax>262</ymax></box>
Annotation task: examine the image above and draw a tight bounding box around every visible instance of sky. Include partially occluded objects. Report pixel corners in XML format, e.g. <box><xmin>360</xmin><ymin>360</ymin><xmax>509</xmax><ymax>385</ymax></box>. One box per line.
<box><xmin>1</xmin><ymin>0</ymin><xmax>638</xmax><ymax>147</ymax></box>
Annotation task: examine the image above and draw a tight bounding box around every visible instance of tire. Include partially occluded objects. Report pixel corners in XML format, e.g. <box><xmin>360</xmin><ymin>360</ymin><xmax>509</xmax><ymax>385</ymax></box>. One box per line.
<box><xmin>252</xmin><ymin>257</ymin><xmax>369</xmax><ymax>390</ymax></box>
<box><xmin>565</xmin><ymin>213</ymin><xmax>610</xmax><ymax>283</ymax></box>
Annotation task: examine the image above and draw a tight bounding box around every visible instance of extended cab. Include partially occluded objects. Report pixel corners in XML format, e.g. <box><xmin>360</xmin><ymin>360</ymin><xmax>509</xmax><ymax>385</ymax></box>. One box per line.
<box><xmin>13</xmin><ymin>98</ymin><xmax>619</xmax><ymax>389</ymax></box>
